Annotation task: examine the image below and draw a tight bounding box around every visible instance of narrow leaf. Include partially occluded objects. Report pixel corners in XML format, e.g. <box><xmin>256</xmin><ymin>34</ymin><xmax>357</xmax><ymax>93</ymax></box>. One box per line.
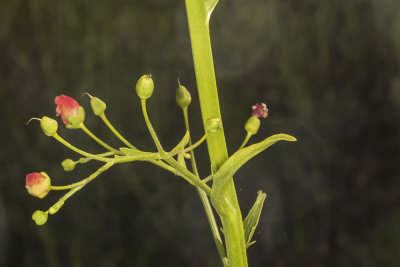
<box><xmin>205</xmin><ymin>0</ymin><xmax>220</xmax><ymax>24</ymax></box>
<box><xmin>244</xmin><ymin>191</ymin><xmax>267</xmax><ymax>248</ymax></box>
<box><xmin>211</xmin><ymin>134</ymin><xmax>296</xmax><ymax>212</ymax></box>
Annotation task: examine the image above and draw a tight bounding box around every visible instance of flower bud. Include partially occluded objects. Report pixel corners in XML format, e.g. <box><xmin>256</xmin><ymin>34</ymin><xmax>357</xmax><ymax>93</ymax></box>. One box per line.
<box><xmin>32</xmin><ymin>210</ymin><xmax>48</xmax><ymax>225</ymax></box>
<box><xmin>40</xmin><ymin>116</ymin><xmax>58</xmax><ymax>136</ymax></box>
<box><xmin>245</xmin><ymin>116</ymin><xmax>260</xmax><ymax>135</ymax></box>
<box><xmin>90</xmin><ymin>97</ymin><xmax>107</xmax><ymax>115</ymax></box>
<box><xmin>25</xmin><ymin>172</ymin><xmax>51</xmax><ymax>199</ymax></box>
<box><xmin>135</xmin><ymin>74</ymin><xmax>154</xmax><ymax>100</ymax></box>
<box><xmin>176</xmin><ymin>83</ymin><xmax>191</xmax><ymax>109</ymax></box>
<box><xmin>55</xmin><ymin>95</ymin><xmax>85</xmax><ymax>129</ymax></box>
<box><xmin>61</xmin><ymin>159</ymin><xmax>75</xmax><ymax>171</ymax></box>
<box><xmin>206</xmin><ymin>118</ymin><xmax>222</xmax><ymax>133</ymax></box>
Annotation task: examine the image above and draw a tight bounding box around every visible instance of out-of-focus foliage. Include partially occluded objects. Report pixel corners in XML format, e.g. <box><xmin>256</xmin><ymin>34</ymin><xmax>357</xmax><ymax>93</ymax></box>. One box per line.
<box><xmin>1</xmin><ymin>0</ymin><xmax>400</xmax><ymax>266</ymax></box>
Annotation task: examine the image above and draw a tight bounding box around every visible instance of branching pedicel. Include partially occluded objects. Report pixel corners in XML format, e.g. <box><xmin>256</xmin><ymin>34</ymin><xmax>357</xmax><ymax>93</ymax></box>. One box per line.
<box><xmin>27</xmin><ymin>1</ymin><xmax>296</xmax><ymax>266</ymax></box>
<box><xmin>26</xmin><ymin>75</ymin><xmax>295</xmax><ymax>260</ymax></box>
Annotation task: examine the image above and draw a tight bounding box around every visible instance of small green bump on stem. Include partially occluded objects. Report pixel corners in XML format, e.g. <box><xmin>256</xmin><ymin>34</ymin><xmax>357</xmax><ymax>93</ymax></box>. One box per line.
<box><xmin>206</xmin><ymin>117</ymin><xmax>222</xmax><ymax>133</ymax></box>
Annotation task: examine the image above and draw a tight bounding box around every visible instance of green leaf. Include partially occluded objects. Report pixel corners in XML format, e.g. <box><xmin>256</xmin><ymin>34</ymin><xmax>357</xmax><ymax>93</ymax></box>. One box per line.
<box><xmin>244</xmin><ymin>191</ymin><xmax>267</xmax><ymax>248</ymax></box>
<box><xmin>211</xmin><ymin>134</ymin><xmax>296</xmax><ymax>213</ymax></box>
<box><xmin>205</xmin><ymin>0</ymin><xmax>220</xmax><ymax>24</ymax></box>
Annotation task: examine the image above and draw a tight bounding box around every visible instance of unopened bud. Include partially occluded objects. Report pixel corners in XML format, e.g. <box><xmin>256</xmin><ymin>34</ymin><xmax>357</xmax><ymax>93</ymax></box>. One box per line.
<box><xmin>32</xmin><ymin>210</ymin><xmax>48</xmax><ymax>225</ymax></box>
<box><xmin>40</xmin><ymin>116</ymin><xmax>58</xmax><ymax>136</ymax></box>
<box><xmin>25</xmin><ymin>172</ymin><xmax>51</xmax><ymax>199</ymax></box>
<box><xmin>206</xmin><ymin>118</ymin><xmax>222</xmax><ymax>133</ymax></box>
<box><xmin>176</xmin><ymin>82</ymin><xmax>191</xmax><ymax>108</ymax></box>
<box><xmin>136</xmin><ymin>74</ymin><xmax>154</xmax><ymax>100</ymax></box>
<box><xmin>90</xmin><ymin>97</ymin><xmax>107</xmax><ymax>115</ymax></box>
<box><xmin>245</xmin><ymin>116</ymin><xmax>260</xmax><ymax>135</ymax></box>
<box><xmin>61</xmin><ymin>159</ymin><xmax>75</xmax><ymax>171</ymax></box>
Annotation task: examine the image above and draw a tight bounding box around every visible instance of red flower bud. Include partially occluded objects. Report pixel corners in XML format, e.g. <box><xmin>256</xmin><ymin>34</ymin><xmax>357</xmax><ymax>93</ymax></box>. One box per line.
<box><xmin>25</xmin><ymin>172</ymin><xmax>51</xmax><ymax>199</ymax></box>
<box><xmin>55</xmin><ymin>95</ymin><xmax>85</xmax><ymax>128</ymax></box>
<box><xmin>251</xmin><ymin>103</ymin><xmax>268</xmax><ymax>119</ymax></box>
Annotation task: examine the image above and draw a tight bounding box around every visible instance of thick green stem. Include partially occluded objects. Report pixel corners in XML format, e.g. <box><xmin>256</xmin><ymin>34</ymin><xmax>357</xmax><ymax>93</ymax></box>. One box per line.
<box><xmin>184</xmin><ymin>1</ymin><xmax>248</xmax><ymax>266</ymax></box>
<box><xmin>183</xmin><ymin>108</ymin><xmax>227</xmax><ymax>266</ymax></box>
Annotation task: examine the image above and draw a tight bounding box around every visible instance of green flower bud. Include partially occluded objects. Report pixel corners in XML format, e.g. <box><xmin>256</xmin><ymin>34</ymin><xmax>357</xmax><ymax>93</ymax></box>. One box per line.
<box><xmin>206</xmin><ymin>118</ymin><xmax>222</xmax><ymax>133</ymax></box>
<box><xmin>135</xmin><ymin>74</ymin><xmax>154</xmax><ymax>100</ymax></box>
<box><xmin>176</xmin><ymin>83</ymin><xmax>191</xmax><ymax>108</ymax></box>
<box><xmin>32</xmin><ymin>210</ymin><xmax>48</xmax><ymax>225</ymax></box>
<box><xmin>245</xmin><ymin>116</ymin><xmax>260</xmax><ymax>135</ymax></box>
<box><xmin>61</xmin><ymin>159</ymin><xmax>75</xmax><ymax>171</ymax></box>
<box><xmin>90</xmin><ymin>97</ymin><xmax>107</xmax><ymax>115</ymax></box>
<box><xmin>40</xmin><ymin>116</ymin><xmax>58</xmax><ymax>136</ymax></box>
<box><xmin>66</xmin><ymin>106</ymin><xmax>85</xmax><ymax>129</ymax></box>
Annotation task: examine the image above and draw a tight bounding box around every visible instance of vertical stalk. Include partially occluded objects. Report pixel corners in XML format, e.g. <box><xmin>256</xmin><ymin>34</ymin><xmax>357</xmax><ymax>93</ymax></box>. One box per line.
<box><xmin>184</xmin><ymin>1</ymin><xmax>248</xmax><ymax>266</ymax></box>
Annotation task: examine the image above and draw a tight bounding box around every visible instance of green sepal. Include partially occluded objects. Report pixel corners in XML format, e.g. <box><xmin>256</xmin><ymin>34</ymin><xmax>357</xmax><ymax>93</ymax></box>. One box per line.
<box><xmin>211</xmin><ymin>134</ymin><xmax>296</xmax><ymax>214</ymax></box>
<box><xmin>66</xmin><ymin>106</ymin><xmax>85</xmax><ymax>129</ymax></box>
<box><xmin>244</xmin><ymin>191</ymin><xmax>267</xmax><ymax>248</ymax></box>
<box><xmin>119</xmin><ymin>148</ymin><xmax>161</xmax><ymax>160</ymax></box>
<box><xmin>90</xmin><ymin>97</ymin><xmax>107</xmax><ymax>115</ymax></box>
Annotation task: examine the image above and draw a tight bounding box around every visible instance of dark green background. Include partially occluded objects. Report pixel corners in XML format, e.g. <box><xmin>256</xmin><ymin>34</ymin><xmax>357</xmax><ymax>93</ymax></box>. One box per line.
<box><xmin>1</xmin><ymin>0</ymin><xmax>400</xmax><ymax>266</ymax></box>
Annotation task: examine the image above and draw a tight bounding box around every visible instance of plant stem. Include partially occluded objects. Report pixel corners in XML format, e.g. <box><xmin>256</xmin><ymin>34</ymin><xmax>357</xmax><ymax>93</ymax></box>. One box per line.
<box><xmin>52</xmin><ymin>134</ymin><xmax>111</xmax><ymax>162</ymax></box>
<box><xmin>184</xmin><ymin>0</ymin><xmax>248</xmax><ymax>266</ymax></box>
<box><xmin>239</xmin><ymin>132</ymin><xmax>252</xmax><ymax>150</ymax></box>
<box><xmin>182</xmin><ymin>108</ymin><xmax>227</xmax><ymax>266</ymax></box>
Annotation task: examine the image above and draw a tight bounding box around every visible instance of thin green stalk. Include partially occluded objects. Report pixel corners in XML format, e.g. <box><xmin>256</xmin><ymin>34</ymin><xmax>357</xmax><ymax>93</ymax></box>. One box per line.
<box><xmin>182</xmin><ymin>107</ymin><xmax>227</xmax><ymax>266</ymax></box>
<box><xmin>140</xmin><ymin>99</ymin><xmax>166</xmax><ymax>154</ymax></box>
<box><xmin>99</xmin><ymin>113</ymin><xmax>137</xmax><ymax>149</ymax></box>
<box><xmin>238</xmin><ymin>132</ymin><xmax>252</xmax><ymax>150</ymax></box>
<box><xmin>53</xmin><ymin>133</ymin><xmax>111</xmax><ymax>162</ymax></box>
<box><xmin>80</xmin><ymin>124</ymin><xmax>119</xmax><ymax>153</ymax></box>
<box><xmin>184</xmin><ymin>0</ymin><xmax>248</xmax><ymax>266</ymax></box>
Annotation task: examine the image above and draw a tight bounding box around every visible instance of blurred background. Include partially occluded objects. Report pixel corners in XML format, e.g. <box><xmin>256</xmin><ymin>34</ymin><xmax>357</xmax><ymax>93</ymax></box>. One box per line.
<box><xmin>1</xmin><ymin>0</ymin><xmax>400</xmax><ymax>266</ymax></box>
